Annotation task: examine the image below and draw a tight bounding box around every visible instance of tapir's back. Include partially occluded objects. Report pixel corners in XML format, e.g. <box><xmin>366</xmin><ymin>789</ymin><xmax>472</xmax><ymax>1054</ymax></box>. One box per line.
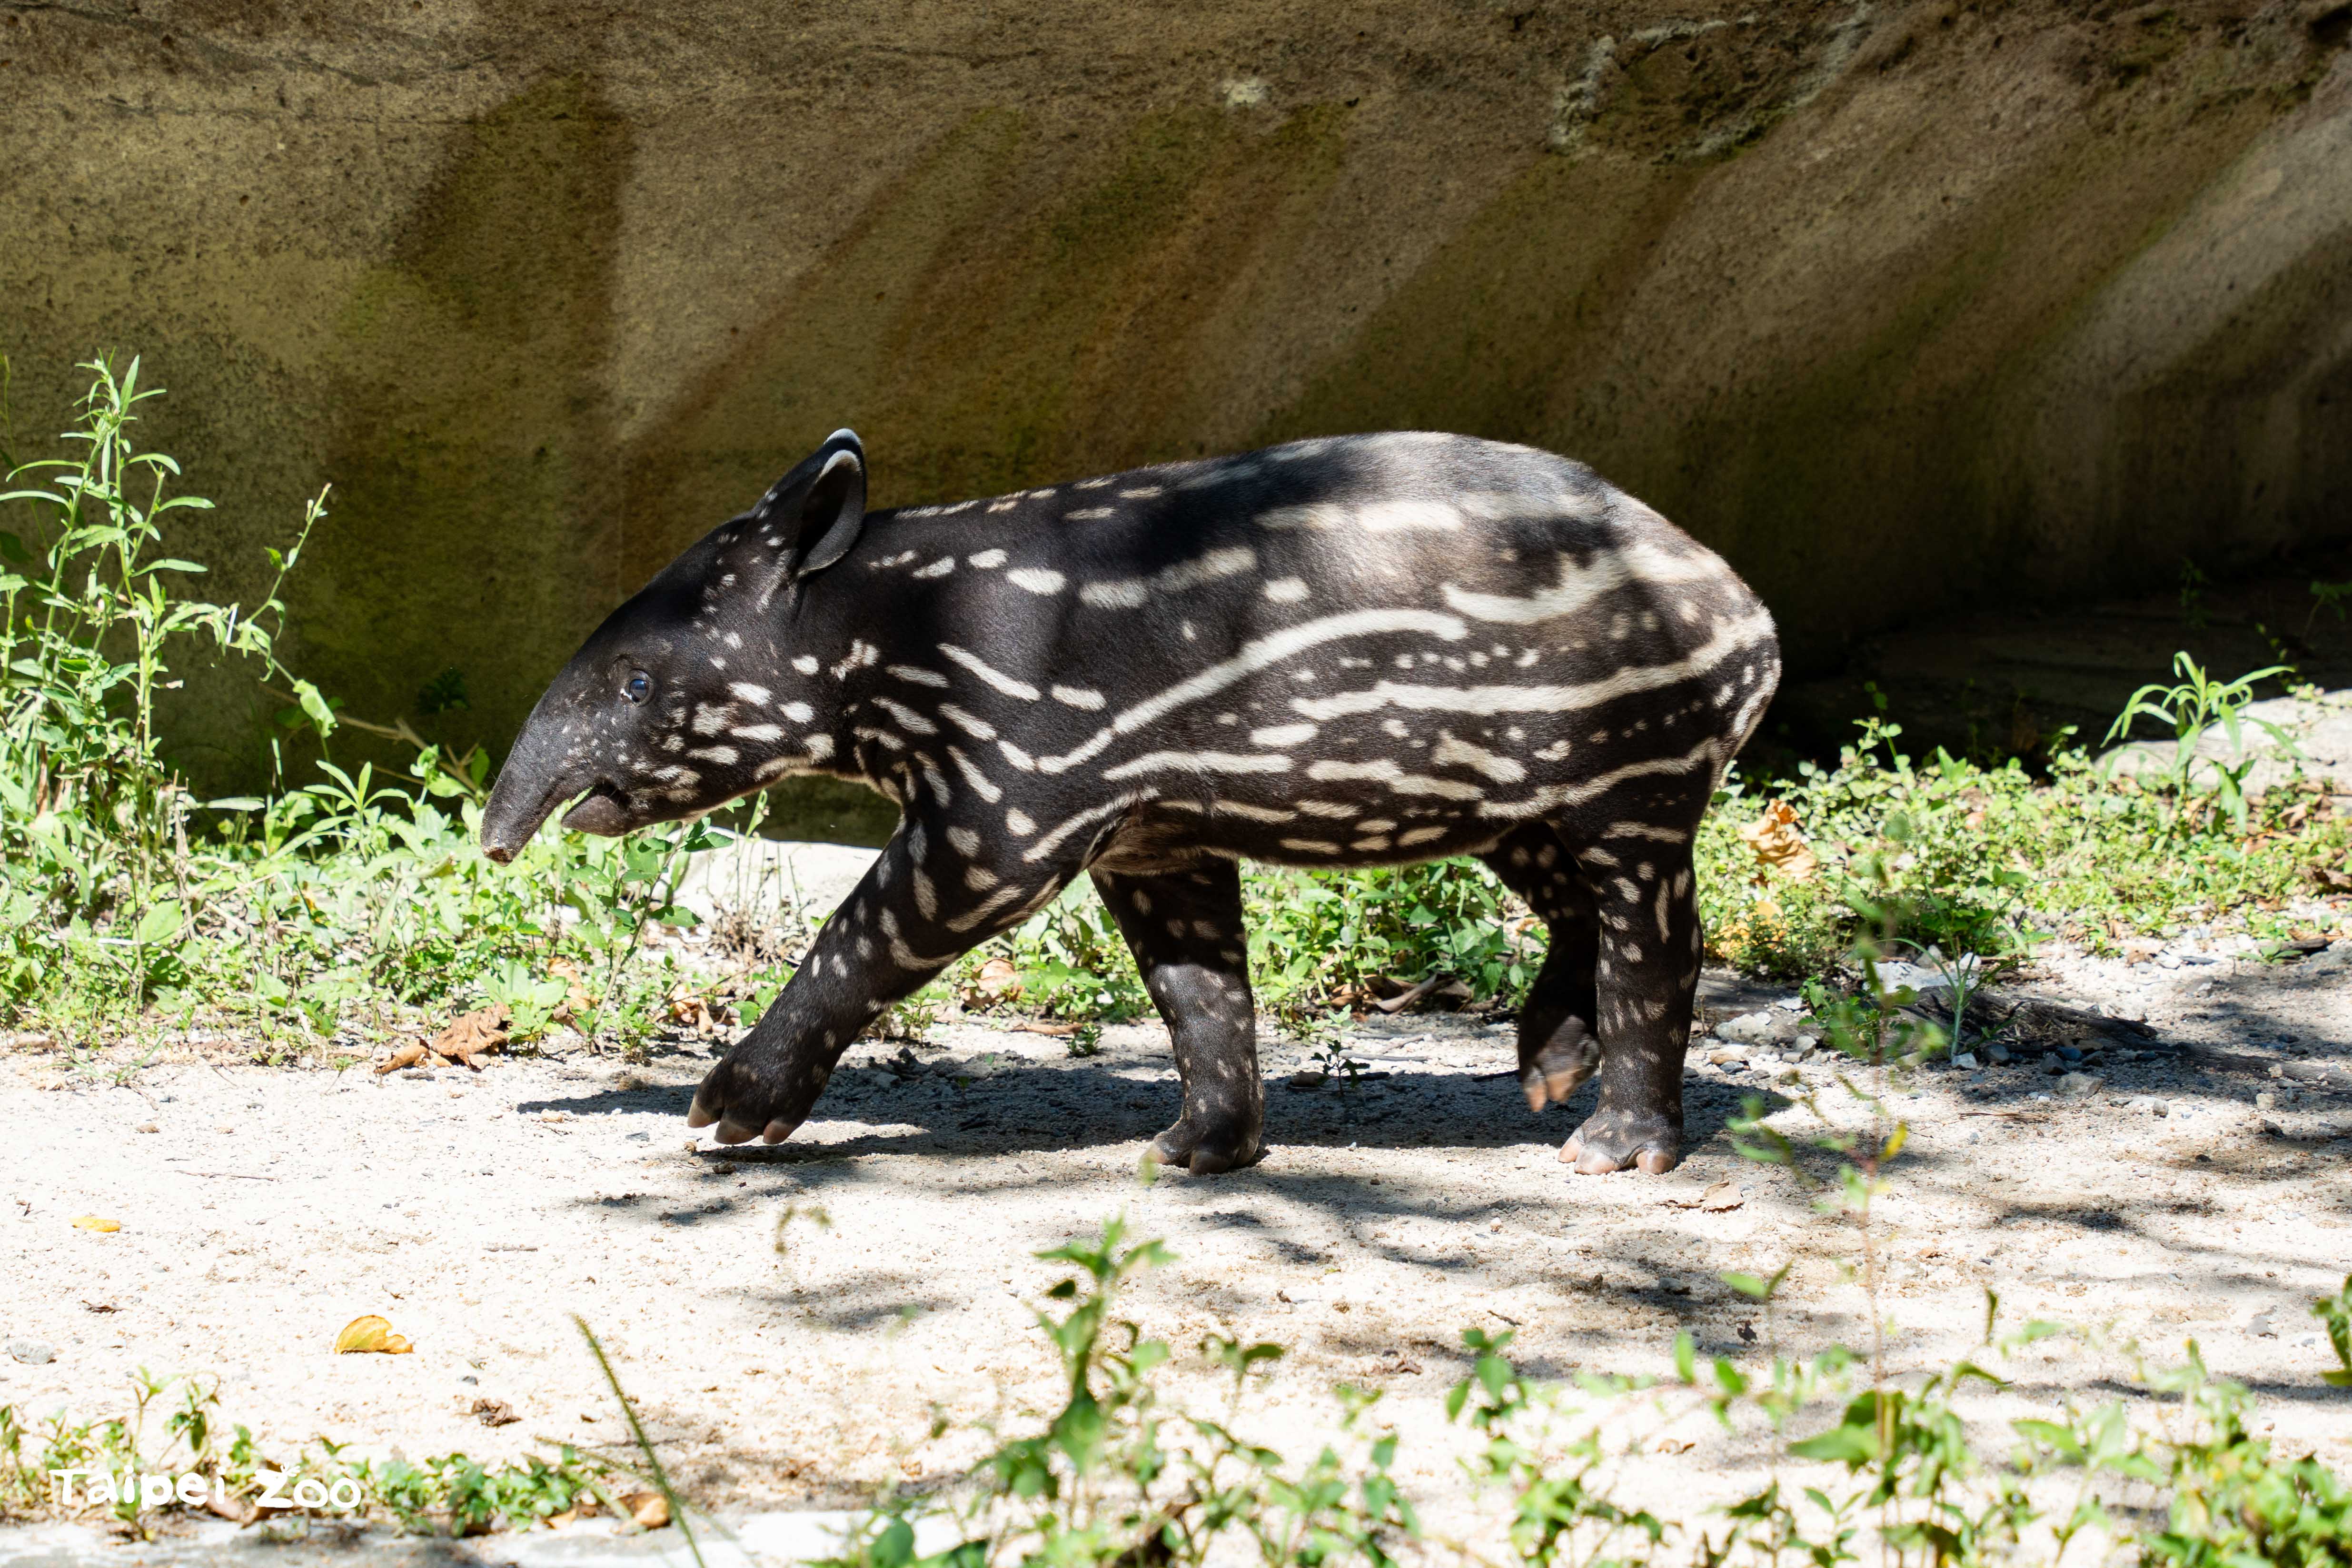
<box><xmin>856</xmin><ymin>432</ymin><xmax>1777</xmax><ymax>862</ymax></box>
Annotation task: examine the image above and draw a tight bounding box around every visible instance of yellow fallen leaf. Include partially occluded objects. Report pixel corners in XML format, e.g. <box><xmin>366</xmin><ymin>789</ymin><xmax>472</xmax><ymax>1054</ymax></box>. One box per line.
<box><xmin>334</xmin><ymin>1314</ymin><xmax>415</xmax><ymax>1354</ymax></box>
<box><xmin>623</xmin><ymin>1490</ymin><xmax>670</xmax><ymax>1528</ymax></box>
<box><xmin>71</xmin><ymin>1215</ymin><xmax>121</xmax><ymax>1232</ymax></box>
<box><xmin>375</xmin><ymin>1040</ymin><xmax>427</xmax><ymax>1075</ymax></box>
<box><xmin>1738</xmin><ymin>801</ymin><xmax>1816</xmax><ymax>883</ymax></box>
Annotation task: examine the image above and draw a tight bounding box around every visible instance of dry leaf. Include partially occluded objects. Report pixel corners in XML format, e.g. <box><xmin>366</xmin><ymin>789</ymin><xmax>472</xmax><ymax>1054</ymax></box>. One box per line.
<box><xmin>71</xmin><ymin>1215</ymin><xmax>121</xmax><ymax>1232</ymax></box>
<box><xmin>549</xmin><ymin>959</ymin><xmax>596</xmax><ymax>1023</ymax></box>
<box><xmin>2313</xmin><ymin>864</ymin><xmax>2352</xmax><ymax>893</ymax></box>
<box><xmin>1660</xmin><ymin>1180</ymin><xmax>1744</xmax><ymax>1212</ymax></box>
<box><xmin>968</xmin><ymin>955</ymin><xmax>1023</xmax><ymax>1003</ymax></box>
<box><xmin>1656</xmin><ymin>1436</ymin><xmax>1697</xmax><ymax>1454</ymax></box>
<box><xmin>470</xmin><ymin>1397</ymin><xmax>520</xmax><ymax>1427</ymax></box>
<box><xmin>432</xmin><ymin>1006</ymin><xmax>509</xmax><ymax>1070</ymax></box>
<box><xmin>375</xmin><ymin>1041</ymin><xmax>427</xmax><ymax>1075</ymax></box>
<box><xmin>622</xmin><ymin>1490</ymin><xmax>671</xmax><ymax>1529</ymax></box>
<box><xmin>333</xmin><ymin>1314</ymin><xmax>415</xmax><ymax>1354</ymax></box>
<box><xmin>1737</xmin><ymin>801</ymin><xmax>1816</xmax><ymax>883</ymax></box>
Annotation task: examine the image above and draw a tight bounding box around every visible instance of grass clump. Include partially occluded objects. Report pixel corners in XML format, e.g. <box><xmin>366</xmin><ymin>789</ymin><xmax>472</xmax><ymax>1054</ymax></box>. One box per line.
<box><xmin>0</xmin><ymin>1369</ymin><xmax>621</xmax><ymax>1538</ymax></box>
<box><xmin>1696</xmin><ymin>713</ymin><xmax>2348</xmax><ymax>982</ymax></box>
<box><xmin>816</xmin><ymin>1218</ymin><xmax>2352</xmax><ymax>1568</ymax></box>
<box><xmin>0</xmin><ymin>358</ymin><xmax>746</xmax><ymax>1057</ymax></box>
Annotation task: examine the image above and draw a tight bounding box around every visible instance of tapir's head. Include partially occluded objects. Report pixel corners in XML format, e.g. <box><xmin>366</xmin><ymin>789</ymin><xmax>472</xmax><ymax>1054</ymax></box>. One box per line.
<box><xmin>479</xmin><ymin>430</ymin><xmax>869</xmax><ymax>863</ymax></box>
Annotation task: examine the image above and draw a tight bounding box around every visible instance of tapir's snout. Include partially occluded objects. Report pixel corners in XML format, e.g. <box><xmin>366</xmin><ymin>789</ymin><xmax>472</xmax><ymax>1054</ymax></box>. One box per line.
<box><xmin>479</xmin><ymin>713</ymin><xmax>595</xmax><ymax>863</ymax></box>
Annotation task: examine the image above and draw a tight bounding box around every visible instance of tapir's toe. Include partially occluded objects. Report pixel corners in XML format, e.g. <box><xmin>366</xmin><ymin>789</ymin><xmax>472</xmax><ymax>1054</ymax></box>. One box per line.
<box><xmin>1150</xmin><ymin>1119</ymin><xmax>1262</xmax><ymax>1177</ymax></box>
<box><xmin>1520</xmin><ymin>1035</ymin><xmax>1599</xmax><ymax>1112</ymax></box>
<box><xmin>761</xmin><ymin>1119</ymin><xmax>795</xmax><ymax>1144</ymax></box>
<box><xmin>1559</xmin><ymin>1108</ymin><xmax>1681</xmax><ymax>1175</ymax></box>
<box><xmin>686</xmin><ymin>1098</ymin><xmax>718</xmax><ymax>1129</ymax></box>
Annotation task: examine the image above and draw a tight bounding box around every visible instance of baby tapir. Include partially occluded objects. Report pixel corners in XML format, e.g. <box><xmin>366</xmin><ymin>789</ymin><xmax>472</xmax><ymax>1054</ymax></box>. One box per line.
<box><xmin>481</xmin><ymin>430</ymin><xmax>1779</xmax><ymax>1176</ymax></box>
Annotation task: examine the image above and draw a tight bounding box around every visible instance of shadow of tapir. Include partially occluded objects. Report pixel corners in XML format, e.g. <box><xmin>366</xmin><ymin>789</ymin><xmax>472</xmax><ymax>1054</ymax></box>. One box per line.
<box><xmin>482</xmin><ymin>430</ymin><xmax>1779</xmax><ymax>1176</ymax></box>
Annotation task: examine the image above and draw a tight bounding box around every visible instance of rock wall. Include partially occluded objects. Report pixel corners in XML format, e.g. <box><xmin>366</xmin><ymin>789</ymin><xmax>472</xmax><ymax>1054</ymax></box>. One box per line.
<box><xmin>4</xmin><ymin>1</ymin><xmax>2348</xmax><ymax>836</ymax></box>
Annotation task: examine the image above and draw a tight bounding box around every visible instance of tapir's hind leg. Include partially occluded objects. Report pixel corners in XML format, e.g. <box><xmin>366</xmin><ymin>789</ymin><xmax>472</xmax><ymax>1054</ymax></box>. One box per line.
<box><xmin>1091</xmin><ymin>859</ymin><xmax>1264</xmax><ymax>1176</ymax></box>
<box><xmin>1479</xmin><ymin>828</ymin><xmax>1602</xmax><ymax>1112</ymax></box>
<box><xmin>1553</xmin><ymin>784</ymin><xmax>1714</xmax><ymax>1175</ymax></box>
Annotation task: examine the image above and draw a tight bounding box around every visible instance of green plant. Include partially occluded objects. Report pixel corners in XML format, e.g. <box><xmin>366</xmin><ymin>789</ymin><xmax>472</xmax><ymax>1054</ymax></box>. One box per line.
<box><xmin>2102</xmin><ymin>654</ymin><xmax>2297</xmax><ymax>829</ymax></box>
<box><xmin>2303</xmin><ymin>580</ymin><xmax>2351</xmax><ymax>639</ymax></box>
<box><xmin>0</xmin><ymin>357</ymin><xmax>331</xmax><ymax>1005</ymax></box>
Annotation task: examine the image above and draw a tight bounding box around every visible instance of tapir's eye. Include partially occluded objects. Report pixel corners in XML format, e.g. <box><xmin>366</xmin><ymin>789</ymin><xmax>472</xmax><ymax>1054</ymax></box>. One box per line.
<box><xmin>623</xmin><ymin>671</ymin><xmax>651</xmax><ymax>705</ymax></box>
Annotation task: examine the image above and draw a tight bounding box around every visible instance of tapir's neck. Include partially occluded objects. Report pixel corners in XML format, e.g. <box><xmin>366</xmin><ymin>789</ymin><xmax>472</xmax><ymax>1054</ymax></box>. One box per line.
<box><xmin>765</xmin><ymin>525</ymin><xmax>940</xmax><ymax>802</ymax></box>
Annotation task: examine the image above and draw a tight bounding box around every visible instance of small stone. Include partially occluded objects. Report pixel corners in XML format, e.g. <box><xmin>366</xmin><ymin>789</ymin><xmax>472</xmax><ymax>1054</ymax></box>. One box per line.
<box><xmin>1705</xmin><ymin>1044</ymin><xmax>1750</xmax><ymax>1066</ymax></box>
<box><xmin>2255</xmin><ymin>1092</ymin><xmax>2278</xmax><ymax>1111</ymax></box>
<box><xmin>1287</xmin><ymin>1070</ymin><xmax>1328</xmax><ymax>1090</ymax></box>
<box><xmin>1988</xmin><ymin>1044</ymin><xmax>2011</xmax><ymax>1064</ymax></box>
<box><xmin>8</xmin><ymin>1340</ymin><xmax>54</xmax><ymax>1365</ymax></box>
<box><xmin>136</xmin><ymin>1123</ymin><xmax>159</xmax><ymax>1135</ymax></box>
<box><xmin>2055</xmin><ymin>1072</ymin><xmax>2102</xmax><ymax>1098</ymax></box>
<box><xmin>1718</xmin><ymin>1011</ymin><xmax>1779</xmax><ymax>1044</ymax></box>
<box><xmin>2055</xmin><ymin>1045</ymin><xmax>2084</xmax><ymax>1062</ymax></box>
<box><xmin>1794</xmin><ymin>1034</ymin><xmax>1818</xmax><ymax>1052</ymax></box>
<box><xmin>1952</xmin><ymin>1052</ymin><xmax>1979</xmax><ymax>1071</ymax></box>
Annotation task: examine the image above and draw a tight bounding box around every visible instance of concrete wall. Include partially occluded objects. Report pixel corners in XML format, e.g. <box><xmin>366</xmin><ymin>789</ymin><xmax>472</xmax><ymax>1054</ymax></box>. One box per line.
<box><xmin>4</xmin><ymin>0</ymin><xmax>2349</xmax><ymax>838</ymax></box>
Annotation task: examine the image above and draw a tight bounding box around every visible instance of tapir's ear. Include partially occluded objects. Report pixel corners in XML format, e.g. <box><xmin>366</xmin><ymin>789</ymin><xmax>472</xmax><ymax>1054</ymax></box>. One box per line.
<box><xmin>790</xmin><ymin>430</ymin><xmax>866</xmax><ymax>578</ymax></box>
<box><xmin>748</xmin><ymin>429</ymin><xmax>866</xmax><ymax>584</ymax></box>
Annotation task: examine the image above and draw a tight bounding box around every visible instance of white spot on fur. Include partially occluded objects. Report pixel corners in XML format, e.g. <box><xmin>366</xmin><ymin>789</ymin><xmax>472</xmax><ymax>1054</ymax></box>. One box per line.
<box><xmin>1007</xmin><ymin>568</ymin><xmax>1066</xmax><ymax>595</ymax></box>
<box><xmin>1102</xmin><ymin>751</ymin><xmax>1291</xmax><ymax>781</ymax></box>
<box><xmin>1430</xmin><ymin>732</ymin><xmax>1528</xmax><ymax>784</ymax></box>
<box><xmin>946</xmin><ymin>745</ymin><xmax>1002</xmax><ymax>802</ymax></box>
<box><xmin>940</xmin><ymin>704</ymin><xmax>999</xmax><ymax>740</ymax></box>
<box><xmin>941</xmin><ymin>645</ymin><xmax>1040</xmax><ymax>701</ymax></box>
<box><xmin>871</xmin><ymin>696</ymin><xmax>939</xmax><ymax>734</ymax></box>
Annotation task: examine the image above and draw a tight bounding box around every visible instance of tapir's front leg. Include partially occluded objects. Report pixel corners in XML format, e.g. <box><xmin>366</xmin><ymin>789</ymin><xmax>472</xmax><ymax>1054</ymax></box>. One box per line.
<box><xmin>689</xmin><ymin>821</ymin><xmax>1076</xmax><ymax>1145</ymax></box>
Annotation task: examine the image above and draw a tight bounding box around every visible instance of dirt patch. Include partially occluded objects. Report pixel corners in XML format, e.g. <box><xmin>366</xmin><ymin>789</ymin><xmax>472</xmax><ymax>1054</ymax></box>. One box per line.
<box><xmin>4</xmin><ymin>945</ymin><xmax>2349</xmax><ymax>1526</ymax></box>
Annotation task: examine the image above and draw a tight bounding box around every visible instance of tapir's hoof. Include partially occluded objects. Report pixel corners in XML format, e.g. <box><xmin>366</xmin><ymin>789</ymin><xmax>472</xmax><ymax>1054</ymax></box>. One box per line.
<box><xmin>688</xmin><ymin>1055</ymin><xmax>809</xmax><ymax>1148</ymax></box>
<box><xmin>1559</xmin><ymin>1109</ymin><xmax>1681</xmax><ymax>1175</ymax></box>
<box><xmin>1149</xmin><ymin>1120</ymin><xmax>1262</xmax><ymax>1177</ymax></box>
<box><xmin>1520</xmin><ymin>1036</ymin><xmax>1599</xmax><ymax>1111</ymax></box>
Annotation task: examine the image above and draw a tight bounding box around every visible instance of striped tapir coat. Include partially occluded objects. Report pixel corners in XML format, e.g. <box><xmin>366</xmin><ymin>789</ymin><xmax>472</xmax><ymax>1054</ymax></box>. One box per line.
<box><xmin>482</xmin><ymin>430</ymin><xmax>1780</xmax><ymax>1177</ymax></box>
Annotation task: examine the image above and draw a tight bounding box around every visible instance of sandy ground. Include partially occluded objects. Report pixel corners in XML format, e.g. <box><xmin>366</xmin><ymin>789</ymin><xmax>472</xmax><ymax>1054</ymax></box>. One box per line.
<box><xmin>4</xmin><ymin>887</ymin><xmax>2351</xmax><ymax>1565</ymax></box>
